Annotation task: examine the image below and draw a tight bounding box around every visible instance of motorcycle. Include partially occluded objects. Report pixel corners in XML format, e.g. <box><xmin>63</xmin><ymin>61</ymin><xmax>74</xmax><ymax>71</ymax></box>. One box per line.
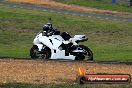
<box><xmin>30</xmin><ymin>22</ymin><xmax>93</xmax><ymax>60</ymax></box>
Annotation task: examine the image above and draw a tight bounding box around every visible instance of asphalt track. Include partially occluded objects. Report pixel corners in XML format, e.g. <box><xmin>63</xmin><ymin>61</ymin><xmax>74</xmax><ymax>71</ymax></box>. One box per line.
<box><xmin>0</xmin><ymin>1</ymin><xmax>132</xmax><ymax>21</ymax></box>
<box><xmin>0</xmin><ymin>57</ymin><xmax>132</xmax><ymax>65</ymax></box>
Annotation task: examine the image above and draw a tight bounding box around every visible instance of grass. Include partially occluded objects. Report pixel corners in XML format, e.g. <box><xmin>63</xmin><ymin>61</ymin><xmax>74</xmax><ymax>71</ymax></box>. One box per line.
<box><xmin>0</xmin><ymin>5</ymin><xmax>132</xmax><ymax>61</ymax></box>
<box><xmin>0</xmin><ymin>83</ymin><xmax>132</xmax><ymax>88</ymax></box>
<box><xmin>54</xmin><ymin>0</ymin><xmax>132</xmax><ymax>13</ymax></box>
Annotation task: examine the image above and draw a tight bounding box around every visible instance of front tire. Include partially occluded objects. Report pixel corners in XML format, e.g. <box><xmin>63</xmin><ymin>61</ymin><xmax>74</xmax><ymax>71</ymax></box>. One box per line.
<box><xmin>76</xmin><ymin>45</ymin><xmax>93</xmax><ymax>61</ymax></box>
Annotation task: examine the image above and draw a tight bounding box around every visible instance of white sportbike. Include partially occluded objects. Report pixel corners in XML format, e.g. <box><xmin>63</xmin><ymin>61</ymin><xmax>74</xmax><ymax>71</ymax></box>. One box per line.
<box><xmin>30</xmin><ymin>23</ymin><xmax>93</xmax><ymax>60</ymax></box>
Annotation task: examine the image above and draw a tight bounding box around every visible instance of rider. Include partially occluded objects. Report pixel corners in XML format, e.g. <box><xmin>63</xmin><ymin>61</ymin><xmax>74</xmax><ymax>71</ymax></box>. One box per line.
<box><xmin>42</xmin><ymin>23</ymin><xmax>58</xmax><ymax>36</ymax></box>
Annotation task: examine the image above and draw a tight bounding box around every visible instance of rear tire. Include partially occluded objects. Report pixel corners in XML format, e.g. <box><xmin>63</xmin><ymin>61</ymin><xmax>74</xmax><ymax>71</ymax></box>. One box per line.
<box><xmin>30</xmin><ymin>45</ymin><xmax>39</xmax><ymax>59</ymax></box>
<box><xmin>30</xmin><ymin>45</ymin><xmax>51</xmax><ymax>59</ymax></box>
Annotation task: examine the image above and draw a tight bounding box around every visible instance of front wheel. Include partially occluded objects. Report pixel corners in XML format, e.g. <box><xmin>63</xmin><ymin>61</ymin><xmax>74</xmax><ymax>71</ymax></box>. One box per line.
<box><xmin>75</xmin><ymin>45</ymin><xmax>93</xmax><ymax>61</ymax></box>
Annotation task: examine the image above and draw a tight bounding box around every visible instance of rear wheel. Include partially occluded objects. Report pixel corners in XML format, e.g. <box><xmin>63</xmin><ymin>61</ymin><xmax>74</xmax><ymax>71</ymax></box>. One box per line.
<box><xmin>30</xmin><ymin>45</ymin><xmax>51</xmax><ymax>59</ymax></box>
<box><xmin>30</xmin><ymin>45</ymin><xmax>39</xmax><ymax>59</ymax></box>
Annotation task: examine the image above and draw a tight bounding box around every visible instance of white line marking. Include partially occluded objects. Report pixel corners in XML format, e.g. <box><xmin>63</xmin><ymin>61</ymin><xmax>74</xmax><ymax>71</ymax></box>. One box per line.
<box><xmin>97</xmin><ymin>17</ymin><xmax>101</xmax><ymax>19</ymax></box>
<box><xmin>88</xmin><ymin>16</ymin><xmax>91</xmax><ymax>17</ymax></box>
<box><xmin>72</xmin><ymin>13</ymin><xmax>77</xmax><ymax>15</ymax></box>
<box><xmin>113</xmin><ymin>19</ymin><xmax>117</xmax><ymax>20</ymax></box>
<box><xmin>64</xmin><ymin>12</ymin><xmax>69</xmax><ymax>14</ymax></box>
<box><xmin>43</xmin><ymin>10</ymin><xmax>47</xmax><ymax>11</ymax></box>
<box><xmin>50</xmin><ymin>10</ymin><xmax>55</xmax><ymax>12</ymax></box>
<box><xmin>80</xmin><ymin>15</ymin><xmax>84</xmax><ymax>16</ymax></box>
<box><xmin>13</xmin><ymin>5</ymin><xmax>17</xmax><ymax>7</ymax></box>
<box><xmin>105</xmin><ymin>18</ymin><xmax>109</xmax><ymax>19</ymax></box>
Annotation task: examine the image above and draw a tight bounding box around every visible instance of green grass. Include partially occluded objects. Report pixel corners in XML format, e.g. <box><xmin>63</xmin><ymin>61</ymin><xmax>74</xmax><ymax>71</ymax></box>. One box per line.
<box><xmin>0</xmin><ymin>5</ymin><xmax>132</xmax><ymax>61</ymax></box>
<box><xmin>0</xmin><ymin>83</ymin><xmax>132</xmax><ymax>88</ymax></box>
<box><xmin>54</xmin><ymin>0</ymin><xmax>132</xmax><ymax>13</ymax></box>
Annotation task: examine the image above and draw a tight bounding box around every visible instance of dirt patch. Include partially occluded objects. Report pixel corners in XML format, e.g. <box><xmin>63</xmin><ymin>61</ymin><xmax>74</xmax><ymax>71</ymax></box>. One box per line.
<box><xmin>0</xmin><ymin>59</ymin><xmax>132</xmax><ymax>84</ymax></box>
<box><xmin>8</xmin><ymin>0</ymin><xmax>132</xmax><ymax>17</ymax></box>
